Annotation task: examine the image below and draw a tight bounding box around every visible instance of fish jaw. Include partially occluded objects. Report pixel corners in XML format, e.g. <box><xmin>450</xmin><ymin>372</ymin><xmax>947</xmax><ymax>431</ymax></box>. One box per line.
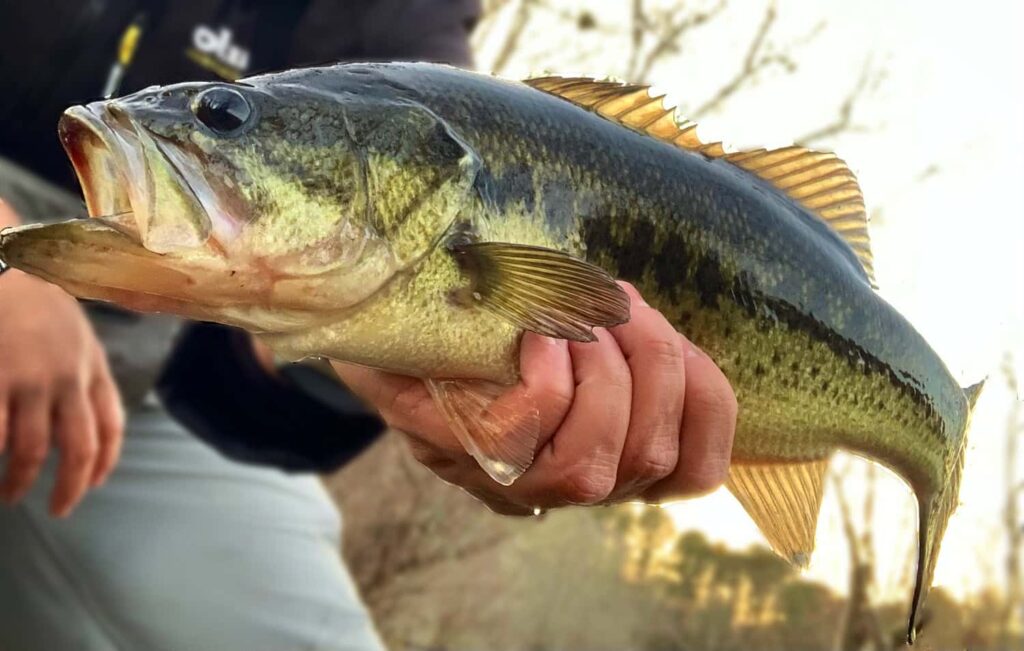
<box><xmin>59</xmin><ymin>102</ymin><xmax>220</xmax><ymax>253</ymax></box>
<box><xmin>59</xmin><ymin>105</ymin><xmax>134</xmax><ymax>231</ymax></box>
<box><xmin>49</xmin><ymin>96</ymin><xmax>405</xmax><ymax>334</ymax></box>
<box><xmin>0</xmin><ymin>219</ymin><xmax>325</xmax><ymax>333</ymax></box>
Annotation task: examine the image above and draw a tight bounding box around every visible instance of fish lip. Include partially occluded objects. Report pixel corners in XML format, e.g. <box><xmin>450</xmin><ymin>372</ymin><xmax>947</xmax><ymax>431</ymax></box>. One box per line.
<box><xmin>60</xmin><ymin>101</ymin><xmax>243</xmax><ymax>253</ymax></box>
<box><xmin>62</xmin><ymin>102</ymin><xmax>217</xmax><ymax>253</ymax></box>
<box><xmin>59</xmin><ymin>105</ymin><xmax>130</xmax><ymax>221</ymax></box>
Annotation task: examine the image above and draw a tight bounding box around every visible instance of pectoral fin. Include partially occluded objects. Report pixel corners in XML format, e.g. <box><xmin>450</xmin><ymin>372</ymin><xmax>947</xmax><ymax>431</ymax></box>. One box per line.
<box><xmin>727</xmin><ymin>458</ymin><xmax>830</xmax><ymax>567</ymax></box>
<box><xmin>426</xmin><ymin>378</ymin><xmax>541</xmax><ymax>486</ymax></box>
<box><xmin>451</xmin><ymin>242</ymin><xmax>630</xmax><ymax>342</ymax></box>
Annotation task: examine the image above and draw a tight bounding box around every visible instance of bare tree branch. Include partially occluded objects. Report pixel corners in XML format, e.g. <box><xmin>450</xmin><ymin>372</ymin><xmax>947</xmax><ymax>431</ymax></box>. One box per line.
<box><xmin>633</xmin><ymin>0</ymin><xmax>728</xmax><ymax>81</ymax></box>
<box><xmin>626</xmin><ymin>0</ymin><xmax>645</xmax><ymax>80</ymax></box>
<box><xmin>832</xmin><ymin>468</ymin><xmax>886</xmax><ymax>651</ymax></box>
<box><xmin>490</xmin><ymin>0</ymin><xmax>535</xmax><ymax>74</ymax></box>
<box><xmin>470</xmin><ymin>0</ymin><xmax>517</xmax><ymax>51</ymax></box>
<box><xmin>691</xmin><ymin>0</ymin><xmax>794</xmax><ymax>117</ymax></box>
<box><xmin>796</xmin><ymin>58</ymin><xmax>882</xmax><ymax>145</ymax></box>
<box><xmin>531</xmin><ymin>1</ymin><xmax>620</xmax><ymax>36</ymax></box>
<box><xmin>1001</xmin><ymin>353</ymin><xmax>1023</xmax><ymax>645</ymax></box>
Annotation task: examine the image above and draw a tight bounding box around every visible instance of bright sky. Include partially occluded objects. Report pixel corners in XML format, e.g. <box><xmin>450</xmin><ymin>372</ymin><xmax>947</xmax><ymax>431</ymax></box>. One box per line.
<box><xmin>480</xmin><ymin>0</ymin><xmax>1024</xmax><ymax>600</ymax></box>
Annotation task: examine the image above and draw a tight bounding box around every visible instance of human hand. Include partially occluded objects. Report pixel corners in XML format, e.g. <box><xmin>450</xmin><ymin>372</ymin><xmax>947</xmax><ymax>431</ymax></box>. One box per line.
<box><xmin>0</xmin><ymin>201</ymin><xmax>124</xmax><ymax>517</ymax></box>
<box><xmin>331</xmin><ymin>283</ymin><xmax>737</xmax><ymax>515</ymax></box>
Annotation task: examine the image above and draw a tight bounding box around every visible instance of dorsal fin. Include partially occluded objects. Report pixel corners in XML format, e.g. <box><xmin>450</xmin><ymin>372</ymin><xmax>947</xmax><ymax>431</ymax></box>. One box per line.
<box><xmin>524</xmin><ymin>76</ymin><xmax>876</xmax><ymax>285</ymax></box>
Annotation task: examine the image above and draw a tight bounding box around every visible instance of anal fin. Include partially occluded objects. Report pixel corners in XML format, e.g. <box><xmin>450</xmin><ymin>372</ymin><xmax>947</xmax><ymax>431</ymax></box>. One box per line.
<box><xmin>426</xmin><ymin>379</ymin><xmax>541</xmax><ymax>486</ymax></box>
<box><xmin>727</xmin><ymin>458</ymin><xmax>830</xmax><ymax>567</ymax></box>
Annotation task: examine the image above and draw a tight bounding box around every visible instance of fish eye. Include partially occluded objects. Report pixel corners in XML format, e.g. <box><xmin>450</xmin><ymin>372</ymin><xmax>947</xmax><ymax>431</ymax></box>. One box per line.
<box><xmin>192</xmin><ymin>87</ymin><xmax>252</xmax><ymax>135</ymax></box>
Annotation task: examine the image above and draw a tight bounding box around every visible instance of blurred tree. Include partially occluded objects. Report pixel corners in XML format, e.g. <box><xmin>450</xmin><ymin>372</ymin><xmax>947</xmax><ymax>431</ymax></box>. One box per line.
<box><xmin>832</xmin><ymin>463</ymin><xmax>888</xmax><ymax>650</ymax></box>
<box><xmin>471</xmin><ymin>0</ymin><xmax>882</xmax><ymax>141</ymax></box>
<box><xmin>1001</xmin><ymin>353</ymin><xmax>1023</xmax><ymax>647</ymax></box>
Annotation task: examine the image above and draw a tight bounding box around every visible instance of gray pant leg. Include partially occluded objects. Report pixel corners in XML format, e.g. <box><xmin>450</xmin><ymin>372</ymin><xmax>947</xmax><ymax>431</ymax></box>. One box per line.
<box><xmin>0</xmin><ymin>409</ymin><xmax>385</xmax><ymax>651</ymax></box>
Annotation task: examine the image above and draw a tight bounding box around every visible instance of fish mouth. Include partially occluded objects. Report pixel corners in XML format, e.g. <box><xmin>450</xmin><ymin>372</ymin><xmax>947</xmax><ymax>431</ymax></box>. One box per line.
<box><xmin>0</xmin><ymin>219</ymin><xmax>322</xmax><ymax>332</ymax></box>
<box><xmin>59</xmin><ymin>103</ymin><xmax>222</xmax><ymax>254</ymax></box>
<box><xmin>59</xmin><ymin>105</ymin><xmax>137</xmax><ymax>235</ymax></box>
<box><xmin>2</xmin><ymin>101</ymin><xmax>384</xmax><ymax>330</ymax></box>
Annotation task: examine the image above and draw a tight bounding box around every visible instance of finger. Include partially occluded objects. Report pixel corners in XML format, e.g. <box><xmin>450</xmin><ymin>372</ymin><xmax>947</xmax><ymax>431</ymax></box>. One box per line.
<box><xmin>331</xmin><ymin>364</ymin><xmax>451</xmax><ymax>445</ymax></box>
<box><xmin>462</xmin><ymin>486</ymin><xmax>535</xmax><ymax>517</ymax></box>
<box><xmin>438</xmin><ymin>333</ymin><xmax>573</xmax><ymax>463</ymax></box>
<box><xmin>509</xmin><ymin>328</ymin><xmax>632</xmax><ymax>507</ymax></box>
<box><xmin>1</xmin><ymin>389</ymin><xmax>51</xmax><ymax>503</ymax></box>
<box><xmin>89</xmin><ymin>364</ymin><xmax>124</xmax><ymax>487</ymax></box>
<box><xmin>0</xmin><ymin>197</ymin><xmax>20</xmax><ymax>225</ymax></box>
<box><xmin>644</xmin><ymin>337</ymin><xmax>737</xmax><ymax>502</ymax></box>
<box><xmin>332</xmin><ymin>333</ymin><xmax>574</xmax><ymax>462</ymax></box>
<box><xmin>605</xmin><ymin>283</ymin><xmax>685</xmax><ymax>501</ymax></box>
<box><xmin>0</xmin><ymin>392</ymin><xmax>9</xmax><ymax>455</ymax></box>
<box><xmin>51</xmin><ymin>387</ymin><xmax>98</xmax><ymax>517</ymax></box>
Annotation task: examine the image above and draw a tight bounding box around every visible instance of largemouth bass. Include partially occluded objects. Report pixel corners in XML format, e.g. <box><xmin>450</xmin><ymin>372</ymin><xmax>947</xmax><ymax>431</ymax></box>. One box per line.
<box><xmin>0</xmin><ymin>63</ymin><xmax>981</xmax><ymax>642</ymax></box>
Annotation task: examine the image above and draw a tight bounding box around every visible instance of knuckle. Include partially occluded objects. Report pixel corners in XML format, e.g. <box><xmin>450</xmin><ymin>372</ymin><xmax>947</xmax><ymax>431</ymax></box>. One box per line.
<box><xmin>584</xmin><ymin>369</ymin><xmax>631</xmax><ymax>396</ymax></box>
<box><xmin>645</xmin><ymin>336</ymin><xmax>685</xmax><ymax>367</ymax></box>
<box><xmin>689</xmin><ymin>376</ymin><xmax>738</xmax><ymax>424</ymax></box>
<box><xmin>16</xmin><ymin>443</ymin><xmax>49</xmax><ymax>467</ymax></box>
<box><xmin>536</xmin><ymin>375</ymin><xmax>573</xmax><ymax>416</ymax></box>
<box><xmin>13</xmin><ymin>381</ymin><xmax>46</xmax><ymax>401</ymax></box>
<box><xmin>66</xmin><ymin>442</ymin><xmax>99</xmax><ymax>469</ymax></box>
<box><xmin>559</xmin><ymin>462</ymin><xmax>617</xmax><ymax>504</ymax></box>
<box><xmin>632</xmin><ymin>446</ymin><xmax>677</xmax><ymax>483</ymax></box>
<box><xmin>681</xmin><ymin>463</ymin><xmax>729</xmax><ymax>496</ymax></box>
<box><xmin>53</xmin><ymin>373</ymin><xmax>86</xmax><ymax>395</ymax></box>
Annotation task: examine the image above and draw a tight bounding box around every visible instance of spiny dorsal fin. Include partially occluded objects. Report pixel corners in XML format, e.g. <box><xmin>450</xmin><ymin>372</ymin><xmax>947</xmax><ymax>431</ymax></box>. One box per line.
<box><xmin>524</xmin><ymin>76</ymin><xmax>876</xmax><ymax>285</ymax></box>
<box><xmin>726</xmin><ymin>458</ymin><xmax>830</xmax><ymax>567</ymax></box>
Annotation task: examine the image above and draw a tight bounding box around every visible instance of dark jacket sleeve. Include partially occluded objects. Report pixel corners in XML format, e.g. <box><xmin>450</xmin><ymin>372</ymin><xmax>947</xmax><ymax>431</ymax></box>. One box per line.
<box><xmin>156</xmin><ymin>324</ymin><xmax>385</xmax><ymax>473</ymax></box>
<box><xmin>358</xmin><ymin>0</ymin><xmax>481</xmax><ymax>67</ymax></box>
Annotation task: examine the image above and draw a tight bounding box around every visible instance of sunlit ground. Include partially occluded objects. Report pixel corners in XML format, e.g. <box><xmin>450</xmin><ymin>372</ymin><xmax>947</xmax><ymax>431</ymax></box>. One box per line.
<box><xmin>478</xmin><ymin>0</ymin><xmax>1024</xmax><ymax>603</ymax></box>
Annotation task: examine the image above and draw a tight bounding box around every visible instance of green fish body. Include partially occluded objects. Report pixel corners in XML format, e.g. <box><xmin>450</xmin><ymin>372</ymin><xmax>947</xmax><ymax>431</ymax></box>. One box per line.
<box><xmin>0</xmin><ymin>63</ymin><xmax>981</xmax><ymax>642</ymax></box>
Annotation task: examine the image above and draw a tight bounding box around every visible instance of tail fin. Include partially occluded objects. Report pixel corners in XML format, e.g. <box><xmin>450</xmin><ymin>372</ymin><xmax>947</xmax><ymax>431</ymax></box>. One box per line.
<box><xmin>906</xmin><ymin>379</ymin><xmax>984</xmax><ymax>644</ymax></box>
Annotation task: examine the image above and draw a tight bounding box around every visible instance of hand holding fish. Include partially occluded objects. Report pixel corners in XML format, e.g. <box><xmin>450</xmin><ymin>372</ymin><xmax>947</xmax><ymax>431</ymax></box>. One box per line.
<box><xmin>332</xmin><ymin>283</ymin><xmax>737</xmax><ymax>514</ymax></box>
<box><xmin>0</xmin><ymin>202</ymin><xmax>123</xmax><ymax>517</ymax></box>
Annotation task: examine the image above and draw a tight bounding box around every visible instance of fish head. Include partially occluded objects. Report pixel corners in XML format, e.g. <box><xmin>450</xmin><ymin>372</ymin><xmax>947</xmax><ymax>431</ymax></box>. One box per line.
<box><xmin>1</xmin><ymin>77</ymin><xmax>469</xmax><ymax>333</ymax></box>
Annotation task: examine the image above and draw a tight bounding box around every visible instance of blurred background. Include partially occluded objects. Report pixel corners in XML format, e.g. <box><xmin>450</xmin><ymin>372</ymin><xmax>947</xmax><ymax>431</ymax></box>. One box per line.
<box><xmin>325</xmin><ymin>1</ymin><xmax>1024</xmax><ymax>649</ymax></box>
